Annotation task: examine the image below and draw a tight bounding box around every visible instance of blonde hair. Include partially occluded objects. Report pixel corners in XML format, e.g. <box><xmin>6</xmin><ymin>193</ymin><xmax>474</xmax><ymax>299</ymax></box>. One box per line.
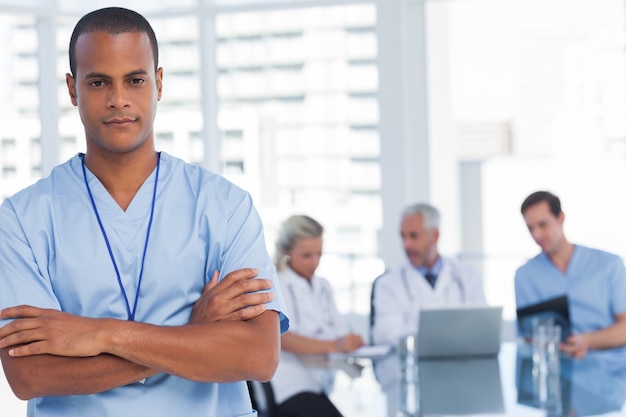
<box><xmin>274</xmin><ymin>215</ymin><xmax>324</xmax><ymax>272</ymax></box>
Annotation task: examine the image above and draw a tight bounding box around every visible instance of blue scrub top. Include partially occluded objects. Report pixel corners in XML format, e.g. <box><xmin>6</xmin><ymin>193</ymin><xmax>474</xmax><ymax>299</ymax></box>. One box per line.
<box><xmin>0</xmin><ymin>152</ymin><xmax>289</xmax><ymax>417</ymax></box>
<box><xmin>515</xmin><ymin>245</ymin><xmax>626</xmax><ymax>366</ymax></box>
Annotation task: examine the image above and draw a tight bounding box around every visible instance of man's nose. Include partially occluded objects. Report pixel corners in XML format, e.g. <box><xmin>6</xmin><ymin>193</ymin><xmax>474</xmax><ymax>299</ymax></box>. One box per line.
<box><xmin>107</xmin><ymin>84</ymin><xmax>131</xmax><ymax>108</ymax></box>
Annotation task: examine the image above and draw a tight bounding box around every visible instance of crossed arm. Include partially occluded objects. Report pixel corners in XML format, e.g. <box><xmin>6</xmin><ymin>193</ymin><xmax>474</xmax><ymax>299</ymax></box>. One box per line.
<box><xmin>0</xmin><ymin>269</ymin><xmax>278</xmax><ymax>400</ymax></box>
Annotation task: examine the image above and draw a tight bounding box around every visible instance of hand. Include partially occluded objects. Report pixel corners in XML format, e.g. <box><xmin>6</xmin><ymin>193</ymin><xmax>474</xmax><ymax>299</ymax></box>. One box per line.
<box><xmin>560</xmin><ymin>333</ymin><xmax>590</xmax><ymax>358</ymax></box>
<box><xmin>334</xmin><ymin>333</ymin><xmax>365</xmax><ymax>353</ymax></box>
<box><xmin>0</xmin><ymin>305</ymin><xmax>105</xmax><ymax>358</ymax></box>
<box><xmin>189</xmin><ymin>268</ymin><xmax>274</xmax><ymax>324</ymax></box>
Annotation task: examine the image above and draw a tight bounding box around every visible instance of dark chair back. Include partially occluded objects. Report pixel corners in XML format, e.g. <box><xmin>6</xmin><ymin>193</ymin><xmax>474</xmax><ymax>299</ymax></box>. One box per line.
<box><xmin>247</xmin><ymin>380</ymin><xmax>283</xmax><ymax>417</ymax></box>
<box><xmin>369</xmin><ymin>272</ymin><xmax>387</xmax><ymax>344</ymax></box>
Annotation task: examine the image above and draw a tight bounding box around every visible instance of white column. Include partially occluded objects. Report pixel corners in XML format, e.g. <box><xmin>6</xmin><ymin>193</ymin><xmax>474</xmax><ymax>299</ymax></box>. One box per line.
<box><xmin>376</xmin><ymin>0</ymin><xmax>430</xmax><ymax>268</ymax></box>
<box><xmin>424</xmin><ymin>1</ymin><xmax>461</xmax><ymax>256</ymax></box>
<box><xmin>199</xmin><ymin>2</ymin><xmax>220</xmax><ymax>173</ymax></box>
<box><xmin>37</xmin><ymin>13</ymin><xmax>59</xmax><ymax>176</ymax></box>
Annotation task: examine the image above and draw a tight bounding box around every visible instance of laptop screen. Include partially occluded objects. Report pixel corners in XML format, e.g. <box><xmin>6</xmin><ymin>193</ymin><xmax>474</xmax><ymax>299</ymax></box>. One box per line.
<box><xmin>417</xmin><ymin>306</ymin><xmax>503</xmax><ymax>358</ymax></box>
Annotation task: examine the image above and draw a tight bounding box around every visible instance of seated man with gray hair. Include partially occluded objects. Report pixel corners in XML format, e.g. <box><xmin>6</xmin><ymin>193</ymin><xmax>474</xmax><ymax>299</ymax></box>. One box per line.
<box><xmin>370</xmin><ymin>203</ymin><xmax>486</xmax><ymax>388</ymax></box>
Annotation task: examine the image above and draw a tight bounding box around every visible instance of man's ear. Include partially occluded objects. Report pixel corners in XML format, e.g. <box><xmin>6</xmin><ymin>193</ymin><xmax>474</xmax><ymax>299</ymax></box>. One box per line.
<box><xmin>66</xmin><ymin>73</ymin><xmax>78</xmax><ymax>106</ymax></box>
<box><xmin>156</xmin><ymin>67</ymin><xmax>163</xmax><ymax>101</ymax></box>
<box><xmin>432</xmin><ymin>228</ymin><xmax>440</xmax><ymax>244</ymax></box>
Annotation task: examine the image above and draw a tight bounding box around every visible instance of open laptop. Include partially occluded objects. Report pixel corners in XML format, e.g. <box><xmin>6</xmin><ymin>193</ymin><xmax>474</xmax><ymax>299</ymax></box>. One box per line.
<box><xmin>417</xmin><ymin>305</ymin><xmax>503</xmax><ymax>358</ymax></box>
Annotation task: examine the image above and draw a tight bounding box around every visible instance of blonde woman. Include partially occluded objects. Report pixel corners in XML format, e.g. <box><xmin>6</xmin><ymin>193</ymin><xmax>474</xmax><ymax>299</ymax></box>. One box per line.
<box><xmin>270</xmin><ymin>215</ymin><xmax>364</xmax><ymax>417</ymax></box>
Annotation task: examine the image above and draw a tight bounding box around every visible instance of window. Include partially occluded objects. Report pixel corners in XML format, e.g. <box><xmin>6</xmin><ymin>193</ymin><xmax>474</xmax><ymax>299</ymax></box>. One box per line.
<box><xmin>216</xmin><ymin>4</ymin><xmax>382</xmax><ymax>314</ymax></box>
<box><xmin>428</xmin><ymin>0</ymin><xmax>626</xmax><ymax>317</ymax></box>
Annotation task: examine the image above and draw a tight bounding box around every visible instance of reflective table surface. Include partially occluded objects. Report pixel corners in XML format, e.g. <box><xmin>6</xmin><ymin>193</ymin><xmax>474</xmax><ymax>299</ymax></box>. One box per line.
<box><xmin>374</xmin><ymin>342</ymin><xmax>626</xmax><ymax>417</ymax></box>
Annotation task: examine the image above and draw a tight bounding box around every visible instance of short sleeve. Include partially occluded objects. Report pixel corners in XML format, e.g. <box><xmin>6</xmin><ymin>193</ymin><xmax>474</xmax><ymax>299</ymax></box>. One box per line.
<box><xmin>609</xmin><ymin>256</ymin><xmax>626</xmax><ymax>316</ymax></box>
<box><xmin>0</xmin><ymin>199</ymin><xmax>61</xmax><ymax>326</ymax></box>
<box><xmin>220</xmin><ymin>190</ymin><xmax>290</xmax><ymax>334</ymax></box>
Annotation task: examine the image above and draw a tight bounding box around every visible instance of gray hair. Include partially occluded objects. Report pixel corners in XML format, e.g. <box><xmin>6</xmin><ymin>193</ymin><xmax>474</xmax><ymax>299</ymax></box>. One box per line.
<box><xmin>402</xmin><ymin>203</ymin><xmax>440</xmax><ymax>230</ymax></box>
<box><xmin>274</xmin><ymin>215</ymin><xmax>324</xmax><ymax>272</ymax></box>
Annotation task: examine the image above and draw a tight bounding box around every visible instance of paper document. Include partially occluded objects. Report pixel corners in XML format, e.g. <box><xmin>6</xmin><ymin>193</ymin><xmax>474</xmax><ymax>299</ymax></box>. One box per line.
<box><xmin>329</xmin><ymin>344</ymin><xmax>393</xmax><ymax>360</ymax></box>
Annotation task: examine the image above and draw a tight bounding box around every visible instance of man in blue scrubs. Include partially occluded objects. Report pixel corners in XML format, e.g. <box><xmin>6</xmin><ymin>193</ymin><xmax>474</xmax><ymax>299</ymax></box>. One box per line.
<box><xmin>515</xmin><ymin>190</ymin><xmax>626</xmax><ymax>360</ymax></box>
<box><xmin>0</xmin><ymin>7</ymin><xmax>288</xmax><ymax>417</ymax></box>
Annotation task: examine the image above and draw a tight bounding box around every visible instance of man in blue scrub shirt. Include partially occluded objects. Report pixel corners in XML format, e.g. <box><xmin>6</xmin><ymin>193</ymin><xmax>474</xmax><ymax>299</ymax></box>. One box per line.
<box><xmin>515</xmin><ymin>191</ymin><xmax>626</xmax><ymax>360</ymax></box>
<box><xmin>0</xmin><ymin>7</ymin><xmax>289</xmax><ymax>417</ymax></box>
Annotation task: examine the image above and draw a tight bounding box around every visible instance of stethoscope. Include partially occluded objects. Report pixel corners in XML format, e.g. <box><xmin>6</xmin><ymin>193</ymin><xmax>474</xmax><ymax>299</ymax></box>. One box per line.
<box><xmin>400</xmin><ymin>260</ymin><xmax>466</xmax><ymax>302</ymax></box>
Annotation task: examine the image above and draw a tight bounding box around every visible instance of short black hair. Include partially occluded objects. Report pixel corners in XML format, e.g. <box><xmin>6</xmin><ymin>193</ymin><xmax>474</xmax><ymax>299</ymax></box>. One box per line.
<box><xmin>520</xmin><ymin>191</ymin><xmax>562</xmax><ymax>217</ymax></box>
<box><xmin>69</xmin><ymin>7</ymin><xmax>159</xmax><ymax>76</ymax></box>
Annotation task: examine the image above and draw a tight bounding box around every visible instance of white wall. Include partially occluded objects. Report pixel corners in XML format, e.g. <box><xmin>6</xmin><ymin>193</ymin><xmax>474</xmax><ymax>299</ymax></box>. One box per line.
<box><xmin>1</xmin><ymin>371</ymin><xmax>26</xmax><ymax>415</ymax></box>
<box><xmin>461</xmin><ymin>155</ymin><xmax>626</xmax><ymax>319</ymax></box>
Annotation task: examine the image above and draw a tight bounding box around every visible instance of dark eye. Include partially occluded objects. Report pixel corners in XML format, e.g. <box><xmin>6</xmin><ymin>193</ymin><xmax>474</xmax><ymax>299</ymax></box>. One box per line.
<box><xmin>90</xmin><ymin>80</ymin><xmax>104</xmax><ymax>87</ymax></box>
<box><xmin>130</xmin><ymin>78</ymin><xmax>145</xmax><ymax>85</ymax></box>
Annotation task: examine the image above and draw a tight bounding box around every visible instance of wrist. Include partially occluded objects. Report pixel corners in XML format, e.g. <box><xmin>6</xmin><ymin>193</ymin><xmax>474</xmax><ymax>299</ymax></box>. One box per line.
<box><xmin>98</xmin><ymin>318</ymin><xmax>128</xmax><ymax>356</ymax></box>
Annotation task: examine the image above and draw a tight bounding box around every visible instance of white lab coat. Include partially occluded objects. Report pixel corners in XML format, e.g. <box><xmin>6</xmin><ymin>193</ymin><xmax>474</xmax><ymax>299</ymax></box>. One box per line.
<box><xmin>370</xmin><ymin>256</ymin><xmax>486</xmax><ymax>388</ymax></box>
<box><xmin>270</xmin><ymin>267</ymin><xmax>350</xmax><ymax>404</ymax></box>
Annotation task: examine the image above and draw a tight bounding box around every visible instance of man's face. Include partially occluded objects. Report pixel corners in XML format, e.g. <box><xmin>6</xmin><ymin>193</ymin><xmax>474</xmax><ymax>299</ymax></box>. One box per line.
<box><xmin>400</xmin><ymin>213</ymin><xmax>439</xmax><ymax>268</ymax></box>
<box><xmin>522</xmin><ymin>201</ymin><xmax>565</xmax><ymax>256</ymax></box>
<box><xmin>66</xmin><ymin>31</ymin><xmax>163</xmax><ymax>157</ymax></box>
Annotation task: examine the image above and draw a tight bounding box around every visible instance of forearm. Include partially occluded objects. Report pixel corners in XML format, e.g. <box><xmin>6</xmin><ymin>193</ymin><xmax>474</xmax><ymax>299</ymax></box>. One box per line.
<box><xmin>281</xmin><ymin>332</ymin><xmax>338</xmax><ymax>354</ymax></box>
<box><xmin>103</xmin><ymin>310</ymin><xmax>280</xmax><ymax>383</ymax></box>
<box><xmin>585</xmin><ymin>320</ymin><xmax>626</xmax><ymax>350</ymax></box>
<box><xmin>0</xmin><ymin>349</ymin><xmax>155</xmax><ymax>400</ymax></box>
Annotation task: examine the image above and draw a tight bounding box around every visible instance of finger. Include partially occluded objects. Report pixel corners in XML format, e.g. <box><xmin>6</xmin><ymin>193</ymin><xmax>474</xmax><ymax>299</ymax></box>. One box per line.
<box><xmin>231</xmin><ymin>291</ymin><xmax>274</xmax><ymax>311</ymax></box>
<box><xmin>0</xmin><ymin>305</ymin><xmax>45</xmax><ymax>320</ymax></box>
<box><xmin>214</xmin><ymin>278</ymin><xmax>273</xmax><ymax>304</ymax></box>
<box><xmin>203</xmin><ymin>271</ymin><xmax>220</xmax><ymax>295</ymax></box>
<box><xmin>212</xmin><ymin>304</ymin><xmax>268</xmax><ymax>322</ymax></box>
<box><xmin>0</xmin><ymin>317</ymin><xmax>41</xmax><ymax>339</ymax></box>
<box><xmin>7</xmin><ymin>341</ymin><xmax>50</xmax><ymax>357</ymax></box>
<box><xmin>235</xmin><ymin>278</ymin><xmax>273</xmax><ymax>294</ymax></box>
<box><xmin>221</xmin><ymin>268</ymin><xmax>259</xmax><ymax>283</ymax></box>
<box><xmin>0</xmin><ymin>327</ymin><xmax>45</xmax><ymax>349</ymax></box>
<box><xmin>205</xmin><ymin>269</ymin><xmax>258</xmax><ymax>296</ymax></box>
<box><xmin>217</xmin><ymin>293</ymin><xmax>273</xmax><ymax>317</ymax></box>
<box><xmin>235</xmin><ymin>304</ymin><xmax>268</xmax><ymax>321</ymax></box>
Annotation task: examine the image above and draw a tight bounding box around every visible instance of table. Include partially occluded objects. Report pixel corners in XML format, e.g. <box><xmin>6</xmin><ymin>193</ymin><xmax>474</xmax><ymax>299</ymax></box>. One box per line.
<box><xmin>372</xmin><ymin>341</ymin><xmax>626</xmax><ymax>417</ymax></box>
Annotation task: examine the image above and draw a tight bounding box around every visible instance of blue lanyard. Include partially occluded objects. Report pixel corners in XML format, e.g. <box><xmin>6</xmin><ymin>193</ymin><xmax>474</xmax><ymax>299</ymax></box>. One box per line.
<box><xmin>81</xmin><ymin>153</ymin><xmax>160</xmax><ymax>321</ymax></box>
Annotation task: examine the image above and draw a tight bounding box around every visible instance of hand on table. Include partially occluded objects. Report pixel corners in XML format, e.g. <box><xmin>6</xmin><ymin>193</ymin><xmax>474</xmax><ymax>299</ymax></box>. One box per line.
<box><xmin>335</xmin><ymin>333</ymin><xmax>365</xmax><ymax>353</ymax></box>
